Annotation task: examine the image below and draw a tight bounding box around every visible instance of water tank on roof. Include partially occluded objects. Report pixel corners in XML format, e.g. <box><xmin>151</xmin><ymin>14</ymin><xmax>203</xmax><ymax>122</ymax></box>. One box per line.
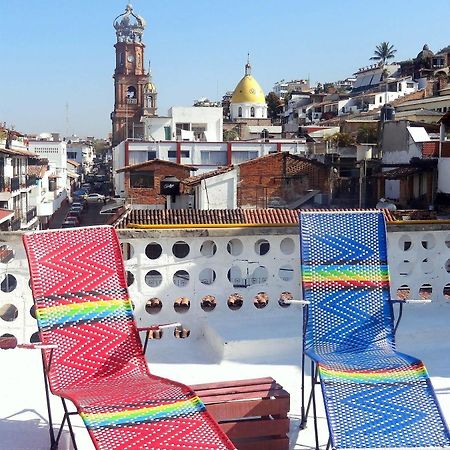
<box><xmin>381</xmin><ymin>104</ymin><xmax>395</xmax><ymax>121</ymax></box>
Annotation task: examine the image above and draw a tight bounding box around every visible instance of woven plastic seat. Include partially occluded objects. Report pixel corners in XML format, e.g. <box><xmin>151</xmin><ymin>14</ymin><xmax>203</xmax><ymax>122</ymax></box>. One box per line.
<box><xmin>299</xmin><ymin>210</ymin><xmax>450</xmax><ymax>449</ymax></box>
<box><xmin>23</xmin><ymin>225</ymin><xmax>235</xmax><ymax>450</ymax></box>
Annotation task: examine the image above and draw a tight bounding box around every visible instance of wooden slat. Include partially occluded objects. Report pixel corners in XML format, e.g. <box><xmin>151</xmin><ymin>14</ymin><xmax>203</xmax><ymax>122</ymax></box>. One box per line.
<box><xmin>233</xmin><ymin>436</ymin><xmax>289</xmax><ymax>450</ymax></box>
<box><xmin>199</xmin><ymin>387</ymin><xmax>289</xmax><ymax>404</ymax></box>
<box><xmin>206</xmin><ymin>397</ymin><xmax>290</xmax><ymax>422</ymax></box>
<box><xmin>191</xmin><ymin>377</ymin><xmax>275</xmax><ymax>391</ymax></box>
<box><xmin>194</xmin><ymin>381</ymin><xmax>280</xmax><ymax>398</ymax></box>
<box><xmin>219</xmin><ymin>417</ymin><xmax>289</xmax><ymax>439</ymax></box>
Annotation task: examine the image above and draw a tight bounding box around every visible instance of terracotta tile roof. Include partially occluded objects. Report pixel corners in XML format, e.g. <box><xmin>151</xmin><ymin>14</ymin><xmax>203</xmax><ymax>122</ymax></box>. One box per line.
<box><xmin>116</xmin><ymin>158</ymin><xmax>194</xmax><ymax>173</ymax></box>
<box><xmin>28</xmin><ymin>165</ymin><xmax>47</xmax><ymax>178</ymax></box>
<box><xmin>182</xmin><ymin>167</ymin><xmax>234</xmax><ymax>187</ymax></box>
<box><xmin>0</xmin><ymin>147</ymin><xmax>36</xmax><ymax>157</ymax></box>
<box><xmin>114</xmin><ymin>207</ymin><xmax>396</xmax><ymax>228</ymax></box>
<box><xmin>0</xmin><ymin>208</ymin><xmax>14</xmax><ymax>223</ymax></box>
<box><xmin>380</xmin><ymin>167</ymin><xmax>422</xmax><ymax>179</ymax></box>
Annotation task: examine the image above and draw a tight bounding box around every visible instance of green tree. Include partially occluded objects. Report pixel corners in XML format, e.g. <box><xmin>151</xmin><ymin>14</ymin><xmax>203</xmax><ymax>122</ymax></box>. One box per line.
<box><xmin>325</xmin><ymin>132</ymin><xmax>356</xmax><ymax>148</ymax></box>
<box><xmin>370</xmin><ymin>41</ymin><xmax>397</xmax><ymax>65</ymax></box>
<box><xmin>357</xmin><ymin>125</ymin><xmax>378</xmax><ymax>144</ymax></box>
<box><xmin>265</xmin><ymin>92</ymin><xmax>283</xmax><ymax>120</ymax></box>
<box><xmin>223</xmin><ymin>129</ymin><xmax>239</xmax><ymax>141</ymax></box>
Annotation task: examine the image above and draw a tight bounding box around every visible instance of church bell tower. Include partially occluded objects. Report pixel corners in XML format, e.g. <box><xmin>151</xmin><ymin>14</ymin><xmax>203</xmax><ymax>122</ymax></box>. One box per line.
<box><xmin>111</xmin><ymin>4</ymin><xmax>156</xmax><ymax>146</ymax></box>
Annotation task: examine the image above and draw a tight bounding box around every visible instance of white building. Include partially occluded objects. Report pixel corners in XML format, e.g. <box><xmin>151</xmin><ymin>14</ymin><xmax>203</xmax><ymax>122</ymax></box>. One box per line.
<box><xmin>143</xmin><ymin>106</ymin><xmax>223</xmax><ymax>142</ymax></box>
<box><xmin>28</xmin><ymin>140</ymin><xmax>68</xmax><ymax>219</ymax></box>
<box><xmin>66</xmin><ymin>142</ymin><xmax>95</xmax><ymax>175</ymax></box>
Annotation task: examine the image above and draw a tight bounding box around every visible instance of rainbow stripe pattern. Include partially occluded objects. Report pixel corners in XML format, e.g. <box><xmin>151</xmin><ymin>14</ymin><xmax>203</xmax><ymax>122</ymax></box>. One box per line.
<box><xmin>81</xmin><ymin>396</ymin><xmax>206</xmax><ymax>429</ymax></box>
<box><xmin>319</xmin><ymin>362</ymin><xmax>429</xmax><ymax>384</ymax></box>
<box><xmin>36</xmin><ymin>298</ymin><xmax>133</xmax><ymax>330</ymax></box>
<box><xmin>301</xmin><ymin>264</ymin><xmax>390</xmax><ymax>289</ymax></box>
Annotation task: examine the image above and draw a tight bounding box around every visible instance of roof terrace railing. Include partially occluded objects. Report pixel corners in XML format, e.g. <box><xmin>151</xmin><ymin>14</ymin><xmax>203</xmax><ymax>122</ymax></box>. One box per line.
<box><xmin>0</xmin><ymin>223</ymin><xmax>449</xmax><ymax>351</ymax></box>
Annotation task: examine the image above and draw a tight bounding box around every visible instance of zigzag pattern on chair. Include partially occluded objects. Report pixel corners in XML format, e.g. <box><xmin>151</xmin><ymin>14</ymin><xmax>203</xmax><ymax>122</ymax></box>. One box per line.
<box><xmin>24</xmin><ymin>226</ymin><xmax>235</xmax><ymax>450</ymax></box>
<box><xmin>299</xmin><ymin>210</ymin><xmax>450</xmax><ymax>449</ymax></box>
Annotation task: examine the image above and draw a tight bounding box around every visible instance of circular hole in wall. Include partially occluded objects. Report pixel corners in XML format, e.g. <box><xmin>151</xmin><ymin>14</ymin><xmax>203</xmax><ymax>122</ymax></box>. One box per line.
<box><xmin>419</xmin><ymin>283</ymin><xmax>432</xmax><ymax>300</ymax></box>
<box><xmin>446</xmin><ymin>260</ymin><xmax>450</xmax><ymax>273</ymax></box>
<box><xmin>120</xmin><ymin>242</ymin><xmax>134</xmax><ymax>260</ymax></box>
<box><xmin>396</xmin><ymin>285</ymin><xmax>411</xmax><ymax>300</ymax></box>
<box><xmin>1</xmin><ymin>274</ymin><xmax>17</xmax><ymax>293</ymax></box>
<box><xmin>145</xmin><ymin>270</ymin><xmax>162</xmax><ymax>287</ymax></box>
<box><xmin>0</xmin><ymin>333</ymin><xmax>17</xmax><ymax>349</ymax></box>
<box><xmin>255</xmin><ymin>239</ymin><xmax>270</xmax><ymax>256</ymax></box>
<box><xmin>145</xmin><ymin>242</ymin><xmax>162</xmax><ymax>260</ymax></box>
<box><xmin>0</xmin><ymin>303</ymin><xmax>18</xmax><ymax>321</ymax></box>
<box><xmin>228</xmin><ymin>293</ymin><xmax>243</xmax><ymax>310</ymax></box>
<box><xmin>149</xmin><ymin>329</ymin><xmax>163</xmax><ymax>340</ymax></box>
<box><xmin>173</xmin><ymin>270</ymin><xmax>189</xmax><ymax>287</ymax></box>
<box><xmin>30</xmin><ymin>305</ymin><xmax>36</xmax><ymax>319</ymax></box>
<box><xmin>446</xmin><ymin>236</ymin><xmax>450</xmax><ymax>248</ymax></box>
<box><xmin>145</xmin><ymin>297</ymin><xmax>162</xmax><ymax>314</ymax></box>
<box><xmin>30</xmin><ymin>331</ymin><xmax>40</xmax><ymax>343</ymax></box>
<box><xmin>228</xmin><ymin>266</ymin><xmax>244</xmax><ymax>287</ymax></box>
<box><xmin>174</xmin><ymin>297</ymin><xmax>190</xmax><ymax>313</ymax></box>
<box><xmin>279</xmin><ymin>265</ymin><xmax>294</xmax><ymax>281</ymax></box>
<box><xmin>421</xmin><ymin>258</ymin><xmax>433</xmax><ymax>275</ymax></box>
<box><xmin>200</xmin><ymin>240</ymin><xmax>217</xmax><ymax>257</ymax></box>
<box><xmin>254</xmin><ymin>292</ymin><xmax>269</xmax><ymax>309</ymax></box>
<box><xmin>443</xmin><ymin>283</ymin><xmax>450</xmax><ymax>300</ymax></box>
<box><xmin>172</xmin><ymin>241</ymin><xmax>190</xmax><ymax>259</ymax></box>
<box><xmin>279</xmin><ymin>291</ymin><xmax>293</xmax><ymax>307</ymax></box>
<box><xmin>227</xmin><ymin>239</ymin><xmax>243</xmax><ymax>256</ymax></box>
<box><xmin>398</xmin><ymin>260</ymin><xmax>412</xmax><ymax>276</ymax></box>
<box><xmin>421</xmin><ymin>234</ymin><xmax>436</xmax><ymax>250</ymax></box>
<box><xmin>280</xmin><ymin>238</ymin><xmax>295</xmax><ymax>255</ymax></box>
<box><xmin>174</xmin><ymin>326</ymin><xmax>190</xmax><ymax>339</ymax></box>
<box><xmin>201</xmin><ymin>295</ymin><xmax>216</xmax><ymax>312</ymax></box>
<box><xmin>0</xmin><ymin>245</ymin><xmax>14</xmax><ymax>264</ymax></box>
<box><xmin>126</xmin><ymin>271</ymin><xmax>135</xmax><ymax>287</ymax></box>
<box><xmin>249</xmin><ymin>266</ymin><xmax>269</xmax><ymax>285</ymax></box>
<box><xmin>199</xmin><ymin>268</ymin><xmax>216</xmax><ymax>285</ymax></box>
<box><xmin>398</xmin><ymin>235</ymin><xmax>412</xmax><ymax>251</ymax></box>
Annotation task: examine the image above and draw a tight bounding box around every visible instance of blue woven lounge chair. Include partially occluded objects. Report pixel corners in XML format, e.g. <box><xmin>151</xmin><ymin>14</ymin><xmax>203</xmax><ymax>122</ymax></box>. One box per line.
<box><xmin>299</xmin><ymin>210</ymin><xmax>450</xmax><ymax>449</ymax></box>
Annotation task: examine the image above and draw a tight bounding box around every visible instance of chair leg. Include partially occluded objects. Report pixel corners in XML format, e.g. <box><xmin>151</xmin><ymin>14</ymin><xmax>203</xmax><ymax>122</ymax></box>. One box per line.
<box><xmin>61</xmin><ymin>399</ymin><xmax>78</xmax><ymax>450</ymax></box>
<box><xmin>311</xmin><ymin>360</ymin><xmax>320</xmax><ymax>450</ymax></box>
<box><xmin>41</xmin><ymin>352</ymin><xmax>57</xmax><ymax>449</ymax></box>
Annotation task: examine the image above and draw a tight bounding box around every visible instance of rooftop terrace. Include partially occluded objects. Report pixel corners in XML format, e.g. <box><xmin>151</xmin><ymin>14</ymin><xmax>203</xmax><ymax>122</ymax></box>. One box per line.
<box><xmin>1</xmin><ymin>222</ymin><xmax>449</xmax><ymax>449</ymax></box>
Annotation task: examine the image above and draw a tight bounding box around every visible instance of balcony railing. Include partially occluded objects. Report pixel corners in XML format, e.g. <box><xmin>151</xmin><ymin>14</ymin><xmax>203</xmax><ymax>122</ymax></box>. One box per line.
<box><xmin>26</xmin><ymin>207</ymin><xmax>37</xmax><ymax>223</ymax></box>
<box><xmin>10</xmin><ymin>177</ymin><xmax>19</xmax><ymax>192</ymax></box>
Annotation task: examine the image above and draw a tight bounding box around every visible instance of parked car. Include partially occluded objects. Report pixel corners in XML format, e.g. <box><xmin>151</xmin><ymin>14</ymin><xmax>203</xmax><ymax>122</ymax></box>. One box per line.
<box><xmin>61</xmin><ymin>218</ymin><xmax>79</xmax><ymax>228</ymax></box>
<box><xmin>68</xmin><ymin>206</ymin><xmax>83</xmax><ymax>217</ymax></box>
<box><xmin>65</xmin><ymin>214</ymin><xmax>80</xmax><ymax>226</ymax></box>
<box><xmin>84</xmin><ymin>193</ymin><xmax>106</xmax><ymax>203</ymax></box>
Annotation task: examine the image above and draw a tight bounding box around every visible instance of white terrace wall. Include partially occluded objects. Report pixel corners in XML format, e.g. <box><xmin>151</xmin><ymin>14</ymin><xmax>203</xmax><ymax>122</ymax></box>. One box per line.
<box><xmin>0</xmin><ymin>224</ymin><xmax>449</xmax><ymax>352</ymax></box>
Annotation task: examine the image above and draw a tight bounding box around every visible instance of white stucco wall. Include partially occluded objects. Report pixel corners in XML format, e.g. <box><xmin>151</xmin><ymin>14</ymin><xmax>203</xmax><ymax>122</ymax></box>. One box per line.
<box><xmin>438</xmin><ymin>158</ymin><xmax>450</xmax><ymax>194</ymax></box>
<box><xmin>196</xmin><ymin>169</ymin><xmax>238</xmax><ymax>209</ymax></box>
<box><xmin>230</xmin><ymin>103</ymin><xmax>267</xmax><ymax>120</ymax></box>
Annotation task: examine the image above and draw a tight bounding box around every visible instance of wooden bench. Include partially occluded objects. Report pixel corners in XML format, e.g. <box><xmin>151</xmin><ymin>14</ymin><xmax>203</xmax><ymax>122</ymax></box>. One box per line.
<box><xmin>191</xmin><ymin>377</ymin><xmax>290</xmax><ymax>450</ymax></box>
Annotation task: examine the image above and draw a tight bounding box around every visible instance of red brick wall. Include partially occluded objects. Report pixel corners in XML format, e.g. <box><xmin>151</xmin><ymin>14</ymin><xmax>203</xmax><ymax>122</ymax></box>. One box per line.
<box><xmin>237</xmin><ymin>153</ymin><xmax>329</xmax><ymax>208</ymax></box>
<box><xmin>124</xmin><ymin>163</ymin><xmax>191</xmax><ymax>206</ymax></box>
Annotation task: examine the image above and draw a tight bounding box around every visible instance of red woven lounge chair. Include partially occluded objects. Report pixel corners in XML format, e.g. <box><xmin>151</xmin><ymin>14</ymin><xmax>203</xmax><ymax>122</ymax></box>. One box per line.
<box><xmin>23</xmin><ymin>225</ymin><xmax>235</xmax><ymax>450</ymax></box>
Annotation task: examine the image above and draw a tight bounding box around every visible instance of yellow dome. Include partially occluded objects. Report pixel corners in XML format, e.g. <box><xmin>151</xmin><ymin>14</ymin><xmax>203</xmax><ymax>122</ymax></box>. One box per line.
<box><xmin>231</xmin><ymin>75</ymin><xmax>266</xmax><ymax>104</ymax></box>
<box><xmin>144</xmin><ymin>81</ymin><xmax>156</xmax><ymax>93</ymax></box>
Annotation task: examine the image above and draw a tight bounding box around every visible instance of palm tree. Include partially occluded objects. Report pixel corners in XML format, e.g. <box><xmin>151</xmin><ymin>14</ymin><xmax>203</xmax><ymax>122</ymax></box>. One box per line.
<box><xmin>370</xmin><ymin>42</ymin><xmax>397</xmax><ymax>65</ymax></box>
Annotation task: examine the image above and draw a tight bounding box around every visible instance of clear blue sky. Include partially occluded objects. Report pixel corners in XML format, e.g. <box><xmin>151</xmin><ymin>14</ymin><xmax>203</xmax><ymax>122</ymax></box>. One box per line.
<box><xmin>1</xmin><ymin>0</ymin><xmax>449</xmax><ymax>139</ymax></box>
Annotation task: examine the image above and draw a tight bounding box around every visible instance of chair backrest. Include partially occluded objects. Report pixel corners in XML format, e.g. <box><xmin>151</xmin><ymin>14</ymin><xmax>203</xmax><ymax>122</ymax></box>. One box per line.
<box><xmin>23</xmin><ymin>226</ymin><xmax>149</xmax><ymax>392</ymax></box>
<box><xmin>299</xmin><ymin>210</ymin><xmax>395</xmax><ymax>354</ymax></box>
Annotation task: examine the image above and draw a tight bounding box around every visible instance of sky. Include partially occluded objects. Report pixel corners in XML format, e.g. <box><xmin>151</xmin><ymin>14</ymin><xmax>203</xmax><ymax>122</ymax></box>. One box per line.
<box><xmin>1</xmin><ymin>0</ymin><xmax>450</xmax><ymax>139</ymax></box>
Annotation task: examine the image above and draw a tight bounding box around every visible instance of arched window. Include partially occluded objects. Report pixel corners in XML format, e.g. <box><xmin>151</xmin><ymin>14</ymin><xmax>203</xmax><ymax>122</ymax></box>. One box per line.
<box><xmin>126</xmin><ymin>86</ymin><xmax>137</xmax><ymax>100</ymax></box>
<box><xmin>251</xmin><ymin>107</ymin><xmax>255</xmax><ymax>117</ymax></box>
<box><xmin>238</xmin><ymin>107</ymin><xmax>242</xmax><ymax>117</ymax></box>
